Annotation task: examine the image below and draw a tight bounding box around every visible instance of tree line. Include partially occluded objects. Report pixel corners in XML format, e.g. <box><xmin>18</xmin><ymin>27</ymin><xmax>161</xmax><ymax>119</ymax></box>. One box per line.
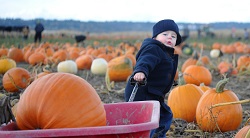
<box><xmin>0</xmin><ymin>18</ymin><xmax>250</xmax><ymax>33</ymax></box>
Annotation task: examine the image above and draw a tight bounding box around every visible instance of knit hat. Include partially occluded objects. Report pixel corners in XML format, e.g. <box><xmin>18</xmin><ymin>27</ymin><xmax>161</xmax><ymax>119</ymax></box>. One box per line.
<box><xmin>152</xmin><ymin>19</ymin><xmax>182</xmax><ymax>46</ymax></box>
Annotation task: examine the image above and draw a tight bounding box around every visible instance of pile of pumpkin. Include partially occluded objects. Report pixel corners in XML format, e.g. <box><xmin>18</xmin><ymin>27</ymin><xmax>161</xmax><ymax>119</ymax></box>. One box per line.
<box><xmin>0</xmin><ymin>41</ymin><xmax>139</xmax><ymax>131</ymax></box>
<box><xmin>167</xmin><ymin>44</ymin><xmax>250</xmax><ymax>137</ymax></box>
<box><xmin>0</xmin><ymin>41</ymin><xmax>138</xmax><ymax>81</ymax></box>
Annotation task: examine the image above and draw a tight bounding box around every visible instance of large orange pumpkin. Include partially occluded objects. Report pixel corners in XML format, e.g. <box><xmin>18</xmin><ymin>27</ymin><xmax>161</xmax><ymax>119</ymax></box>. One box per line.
<box><xmin>168</xmin><ymin>83</ymin><xmax>203</xmax><ymax>122</ymax></box>
<box><xmin>16</xmin><ymin>72</ymin><xmax>106</xmax><ymax>130</ymax></box>
<box><xmin>2</xmin><ymin>67</ymin><xmax>31</xmax><ymax>92</ymax></box>
<box><xmin>107</xmin><ymin>56</ymin><xmax>133</xmax><ymax>82</ymax></box>
<box><xmin>196</xmin><ymin>77</ymin><xmax>243</xmax><ymax>132</ymax></box>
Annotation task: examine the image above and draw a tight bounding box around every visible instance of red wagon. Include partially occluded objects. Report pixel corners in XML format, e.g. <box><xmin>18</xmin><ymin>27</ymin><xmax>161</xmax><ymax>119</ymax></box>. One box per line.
<box><xmin>0</xmin><ymin>100</ymin><xmax>160</xmax><ymax>138</ymax></box>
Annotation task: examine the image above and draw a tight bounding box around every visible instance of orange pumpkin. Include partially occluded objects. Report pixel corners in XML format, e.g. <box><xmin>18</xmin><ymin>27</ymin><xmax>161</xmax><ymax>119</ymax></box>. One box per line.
<box><xmin>168</xmin><ymin>83</ymin><xmax>203</xmax><ymax>122</ymax></box>
<box><xmin>183</xmin><ymin>65</ymin><xmax>212</xmax><ymax>86</ymax></box>
<box><xmin>28</xmin><ymin>52</ymin><xmax>46</xmax><ymax>66</ymax></box>
<box><xmin>52</xmin><ymin>49</ymin><xmax>68</xmax><ymax>64</ymax></box>
<box><xmin>200</xmin><ymin>55</ymin><xmax>210</xmax><ymax>65</ymax></box>
<box><xmin>123</xmin><ymin>53</ymin><xmax>136</xmax><ymax>67</ymax></box>
<box><xmin>234</xmin><ymin>125</ymin><xmax>250</xmax><ymax>138</ymax></box>
<box><xmin>16</xmin><ymin>72</ymin><xmax>106</xmax><ymax>130</ymax></box>
<box><xmin>196</xmin><ymin>77</ymin><xmax>243</xmax><ymax>132</ymax></box>
<box><xmin>2</xmin><ymin>67</ymin><xmax>31</xmax><ymax>92</ymax></box>
<box><xmin>237</xmin><ymin>55</ymin><xmax>250</xmax><ymax>71</ymax></box>
<box><xmin>181</xmin><ymin>51</ymin><xmax>199</xmax><ymax>72</ymax></box>
<box><xmin>36</xmin><ymin>71</ymin><xmax>51</xmax><ymax>80</ymax></box>
<box><xmin>23</xmin><ymin>46</ymin><xmax>35</xmax><ymax>63</ymax></box>
<box><xmin>107</xmin><ymin>56</ymin><xmax>133</xmax><ymax>82</ymax></box>
<box><xmin>75</xmin><ymin>54</ymin><xmax>94</xmax><ymax>70</ymax></box>
<box><xmin>198</xmin><ymin>83</ymin><xmax>211</xmax><ymax>93</ymax></box>
<box><xmin>217</xmin><ymin>61</ymin><xmax>238</xmax><ymax>75</ymax></box>
<box><xmin>0</xmin><ymin>45</ymin><xmax>9</xmax><ymax>57</ymax></box>
<box><xmin>7</xmin><ymin>47</ymin><xmax>24</xmax><ymax>63</ymax></box>
<box><xmin>97</xmin><ymin>52</ymin><xmax>114</xmax><ymax>62</ymax></box>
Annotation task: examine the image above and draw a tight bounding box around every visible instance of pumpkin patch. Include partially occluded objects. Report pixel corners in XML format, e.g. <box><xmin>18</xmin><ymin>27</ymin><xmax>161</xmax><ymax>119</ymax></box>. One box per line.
<box><xmin>0</xmin><ymin>31</ymin><xmax>249</xmax><ymax>137</ymax></box>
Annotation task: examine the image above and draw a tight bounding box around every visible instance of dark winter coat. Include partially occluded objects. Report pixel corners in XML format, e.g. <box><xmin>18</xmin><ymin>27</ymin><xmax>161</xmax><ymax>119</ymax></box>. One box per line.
<box><xmin>125</xmin><ymin>38</ymin><xmax>178</xmax><ymax>101</ymax></box>
<box><xmin>35</xmin><ymin>23</ymin><xmax>44</xmax><ymax>33</ymax></box>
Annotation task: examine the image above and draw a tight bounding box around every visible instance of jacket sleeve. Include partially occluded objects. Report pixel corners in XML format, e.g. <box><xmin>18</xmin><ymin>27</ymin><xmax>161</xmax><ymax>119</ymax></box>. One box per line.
<box><xmin>133</xmin><ymin>45</ymin><xmax>162</xmax><ymax>77</ymax></box>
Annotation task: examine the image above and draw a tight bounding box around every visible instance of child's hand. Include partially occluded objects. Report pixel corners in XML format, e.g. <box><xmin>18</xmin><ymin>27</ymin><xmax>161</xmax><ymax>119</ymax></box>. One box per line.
<box><xmin>133</xmin><ymin>72</ymin><xmax>145</xmax><ymax>82</ymax></box>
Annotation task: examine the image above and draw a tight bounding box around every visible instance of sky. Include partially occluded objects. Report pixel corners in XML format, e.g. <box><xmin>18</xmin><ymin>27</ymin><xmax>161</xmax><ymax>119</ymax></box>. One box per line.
<box><xmin>1</xmin><ymin>0</ymin><xmax>250</xmax><ymax>23</ymax></box>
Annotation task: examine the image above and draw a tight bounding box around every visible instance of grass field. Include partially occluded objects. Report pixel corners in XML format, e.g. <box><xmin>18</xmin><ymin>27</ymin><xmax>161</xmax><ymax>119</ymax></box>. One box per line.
<box><xmin>1</xmin><ymin>29</ymin><xmax>250</xmax><ymax>49</ymax></box>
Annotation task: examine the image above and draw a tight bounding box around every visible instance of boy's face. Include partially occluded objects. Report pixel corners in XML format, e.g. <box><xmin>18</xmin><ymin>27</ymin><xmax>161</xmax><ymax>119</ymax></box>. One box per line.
<box><xmin>155</xmin><ymin>31</ymin><xmax>177</xmax><ymax>48</ymax></box>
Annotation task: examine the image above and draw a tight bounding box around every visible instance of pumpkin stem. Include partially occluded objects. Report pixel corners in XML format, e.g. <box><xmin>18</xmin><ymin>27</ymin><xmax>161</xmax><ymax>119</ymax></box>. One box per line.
<box><xmin>199</xmin><ymin>82</ymin><xmax>205</xmax><ymax>86</ymax></box>
<box><xmin>105</xmin><ymin>69</ymin><xmax>112</xmax><ymax>92</ymax></box>
<box><xmin>192</xmin><ymin>50</ymin><xmax>199</xmax><ymax>60</ymax></box>
<box><xmin>215</xmin><ymin>75</ymin><xmax>229</xmax><ymax>93</ymax></box>
<box><xmin>210</xmin><ymin>99</ymin><xmax>250</xmax><ymax>109</ymax></box>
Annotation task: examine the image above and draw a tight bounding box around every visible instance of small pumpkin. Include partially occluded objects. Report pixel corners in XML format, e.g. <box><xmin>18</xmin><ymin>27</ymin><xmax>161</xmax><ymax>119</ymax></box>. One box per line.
<box><xmin>2</xmin><ymin>67</ymin><xmax>31</xmax><ymax>92</ymax></box>
<box><xmin>7</xmin><ymin>46</ymin><xmax>24</xmax><ymax>63</ymax></box>
<box><xmin>182</xmin><ymin>45</ymin><xmax>193</xmax><ymax>55</ymax></box>
<box><xmin>0</xmin><ymin>57</ymin><xmax>16</xmax><ymax>74</ymax></box>
<box><xmin>210</xmin><ymin>49</ymin><xmax>223</xmax><ymax>58</ymax></box>
<box><xmin>52</xmin><ymin>49</ymin><xmax>68</xmax><ymax>64</ymax></box>
<box><xmin>36</xmin><ymin>68</ymin><xmax>52</xmax><ymax>80</ymax></box>
<box><xmin>183</xmin><ymin>65</ymin><xmax>212</xmax><ymax>86</ymax></box>
<box><xmin>91</xmin><ymin>58</ymin><xmax>108</xmax><ymax>75</ymax></box>
<box><xmin>28</xmin><ymin>52</ymin><xmax>46</xmax><ymax>66</ymax></box>
<box><xmin>16</xmin><ymin>72</ymin><xmax>106</xmax><ymax>130</ymax></box>
<box><xmin>75</xmin><ymin>54</ymin><xmax>94</xmax><ymax>70</ymax></box>
<box><xmin>196</xmin><ymin>77</ymin><xmax>243</xmax><ymax>132</ymax></box>
<box><xmin>0</xmin><ymin>45</ymin><xmax>9</xmax><ymax>57</ymax></box>
<box><xmin>237</xmin><ymin>55</ymin><xmax>250</xmax><ymax>71</ymax></box>
<box><xmin>57</xmin><ymin>60</ymin><xmax>78</xmax><ymax>74</ymax></box>
<box><xmin>107</xmin><ymin>56</ymin><xmax>133</xmax><ymax>82</ymax></box>
<box><xmin>181</xmin><ymin>51</ymin><xmax>199</xmax><ymax>72</ymax></box>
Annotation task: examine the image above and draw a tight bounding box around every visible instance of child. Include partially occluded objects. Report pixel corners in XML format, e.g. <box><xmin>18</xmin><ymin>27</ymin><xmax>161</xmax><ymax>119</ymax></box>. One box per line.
<box><xmin>124</xmin><ymin>19</ymin><xmax>182</xmax><ymax>138</ymax></box>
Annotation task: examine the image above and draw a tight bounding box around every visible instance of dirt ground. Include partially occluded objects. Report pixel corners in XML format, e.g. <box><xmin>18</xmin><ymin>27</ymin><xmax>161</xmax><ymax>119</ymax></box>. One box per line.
<box><xmin>1</xmin><ymin>48</ymin><xmax>249</xmax><ymax>137</ymax></box>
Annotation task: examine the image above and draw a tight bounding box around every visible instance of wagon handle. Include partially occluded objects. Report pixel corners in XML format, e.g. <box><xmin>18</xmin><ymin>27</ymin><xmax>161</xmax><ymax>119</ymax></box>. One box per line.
<box><xmin>130</xmin><ymin>77</ymin><xmax>147</xmax><ymax>86</ymax></box>
<box><xmin>128</xmin><ymin>77</ymin><xmax>147</xmax><ymax>102</ymax></box>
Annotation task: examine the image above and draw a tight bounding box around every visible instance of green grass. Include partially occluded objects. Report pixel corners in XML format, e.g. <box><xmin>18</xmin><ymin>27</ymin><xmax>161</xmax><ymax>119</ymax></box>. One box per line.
<box><xmin>1</xmin><ymin>30</ymin><xmax>250</xmax><ymax>49</ymax></box>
